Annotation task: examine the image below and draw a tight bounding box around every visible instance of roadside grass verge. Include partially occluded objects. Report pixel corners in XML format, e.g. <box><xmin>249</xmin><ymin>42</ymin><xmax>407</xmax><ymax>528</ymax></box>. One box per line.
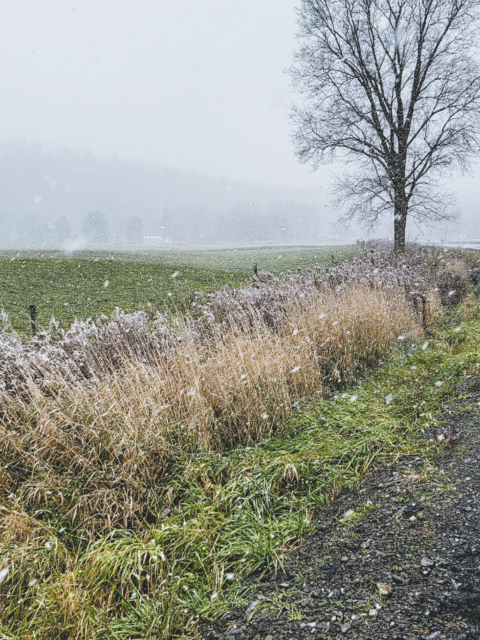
<box><xmin>1</xmin><ymin>298</ymin><xmax>479</xmax><ymax>639</ymax></box>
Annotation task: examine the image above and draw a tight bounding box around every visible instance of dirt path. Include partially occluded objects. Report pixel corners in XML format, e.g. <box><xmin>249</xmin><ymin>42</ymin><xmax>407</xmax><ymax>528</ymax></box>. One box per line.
<box><xmin>204</xmin><ymin>376</ymin><xmax>480</xmax><ymax>640</ymax></box>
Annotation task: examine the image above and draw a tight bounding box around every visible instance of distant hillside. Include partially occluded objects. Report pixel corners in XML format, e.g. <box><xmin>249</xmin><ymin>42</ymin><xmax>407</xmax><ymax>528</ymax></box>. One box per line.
<box><xmin>0</xmin><ymin>142</ymin><xmax>341</xmax><ymax>245</ymax></box>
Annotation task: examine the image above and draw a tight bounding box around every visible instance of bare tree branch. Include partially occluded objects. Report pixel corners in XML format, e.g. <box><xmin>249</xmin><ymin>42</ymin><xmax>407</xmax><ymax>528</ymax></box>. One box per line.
<box><xmin>290</xmin><ymin>0</ymin><xmax>480</xmax><ymax>250</ymax></box>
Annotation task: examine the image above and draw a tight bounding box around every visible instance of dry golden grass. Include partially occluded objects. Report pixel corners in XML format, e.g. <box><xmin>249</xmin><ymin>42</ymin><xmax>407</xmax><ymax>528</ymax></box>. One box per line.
<box><xmin>0</xmin><ymin>245</ymin><xmax>476</xmax><ymax>639</ymax></box>
<box><xmin>459</xmin><ymin>292</ymin><xmax>480</xmax><ymax>320</ymax></box>
<box><xmin>0</xmin><ymin>280</ymin><xmax>435</xmax><ymax>535</ymax></box>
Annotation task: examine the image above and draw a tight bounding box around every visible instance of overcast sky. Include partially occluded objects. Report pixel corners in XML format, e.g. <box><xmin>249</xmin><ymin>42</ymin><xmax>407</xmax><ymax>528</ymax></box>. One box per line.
<box><xmin>0</xmin><ymin>0</ymin><xmax>337</xmax><ymax>188</ymax></box>
<box><xmin>1</xmin><ymin>0</ymin><xmax>479</xmax><ymax>206</ymax></box>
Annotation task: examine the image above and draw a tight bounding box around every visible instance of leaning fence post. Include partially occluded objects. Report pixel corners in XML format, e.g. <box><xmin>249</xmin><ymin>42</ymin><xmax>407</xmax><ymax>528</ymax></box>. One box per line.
<box><xmin>411</xmin><ymin>292</ymin><xmax>428</xmax><ymax>330</ymax></box>
<box><xmin>253</xmin><ymin>263</ymin><xmax>258</xmax><ymax>276</ymax></box>
<box><xmin>29</xmin><ymin>304</ymin><xmax>37</xmax><ymax>337</ymax></box>
<box><xmin>421</xmin><ymin>294</ymin><xmax>428</xmax><ymax>330</ymax></box>
<box><xmin>412</xmin><ymin>293</ymin><xmax>418</xmax><ymax>314</ymax></box>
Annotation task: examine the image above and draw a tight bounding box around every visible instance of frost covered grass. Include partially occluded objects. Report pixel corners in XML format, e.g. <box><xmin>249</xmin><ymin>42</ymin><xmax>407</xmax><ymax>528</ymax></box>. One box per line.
<box><xmin>0</xmin><ymin>245</ymin><xmax>478</xmax><ymax>638</ymax></box>
<box><xmin>0</xmin><ymin>245</ymin><xmax>357</xmax><ymax>336</ymax></box>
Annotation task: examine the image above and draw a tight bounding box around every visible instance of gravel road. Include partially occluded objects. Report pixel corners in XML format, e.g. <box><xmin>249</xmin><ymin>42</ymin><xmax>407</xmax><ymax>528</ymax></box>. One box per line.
<box><xmin>204</xmin><ymin>376</ymin><xmax>480</xmax><ymax>640</ymax></box>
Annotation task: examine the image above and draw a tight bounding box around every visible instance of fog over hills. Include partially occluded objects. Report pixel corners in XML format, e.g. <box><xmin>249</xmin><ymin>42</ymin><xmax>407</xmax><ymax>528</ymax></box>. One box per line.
<box><xmin>1</xmin><ymin>2</ymin><xmax>479</xmax><ymax>249</ymax></box>
<box><xmin>0</xmin><ymin>142</ymin><xmax>347</xmax><ymax>247</ymax></box>
<box><xmin>2</xmin><ymin>142</ymin><xmax>478</xmax><ymax>248</ymax></box>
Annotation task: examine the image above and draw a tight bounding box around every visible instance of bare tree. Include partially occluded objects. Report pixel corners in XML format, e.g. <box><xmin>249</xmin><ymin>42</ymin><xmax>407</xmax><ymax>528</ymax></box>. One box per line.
<box><xmin>290</xmin><ymin>0</ymin><xmax>480</xmax><ymax>251</ymax></box>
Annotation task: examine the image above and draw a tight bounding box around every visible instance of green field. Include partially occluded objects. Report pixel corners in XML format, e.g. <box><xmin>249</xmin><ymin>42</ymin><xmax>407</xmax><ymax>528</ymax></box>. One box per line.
<box><xmin>0</xmin><ymin>245</ymin><xmax>358</xmax><ymax>335</ymax></box>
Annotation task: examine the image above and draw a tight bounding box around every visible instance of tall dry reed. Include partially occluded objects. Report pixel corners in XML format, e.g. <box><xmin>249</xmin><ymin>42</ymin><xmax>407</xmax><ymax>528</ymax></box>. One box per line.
<box><xmin>0</xmin><ymin>244</ymin><xmax>476</xmax><ymax>639</ymax></box>
<box><xmin>0</xmin><ymin>268</ymin><xmax>442</xmax><ymax>533</ymax></box>
<box><xmin>1</xmin><ymin>244</ymin><xmax>473</xmax><ymax>535</ymax></box>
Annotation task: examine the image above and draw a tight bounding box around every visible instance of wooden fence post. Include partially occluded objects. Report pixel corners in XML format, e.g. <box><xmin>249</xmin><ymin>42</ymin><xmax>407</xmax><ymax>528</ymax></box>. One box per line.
<box><xmin>29</xmin><ymin>304</ymin><xmax>37</xmax><ymax>337</ymax></box>
<box><xmin>412</xmin><ymin>293</ymin><xmax>428</xmax><ymax>330</ymax></box>
<box><xmin>421</xmin><ymin>294</ymin><xmax>428</xmax><ymax>330</ymax></box>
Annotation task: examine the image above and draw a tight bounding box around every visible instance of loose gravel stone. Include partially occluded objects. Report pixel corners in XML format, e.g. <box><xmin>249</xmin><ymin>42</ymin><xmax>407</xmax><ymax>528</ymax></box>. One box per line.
<box><xmin>377</xmin><ymin>582</ymin><xmax>392</xmax><ymax>596</ymax></box>
<box><xmin>203</xmin><ymin>376</ymin><xmax>480</xmax><ymax>640</ymax></box>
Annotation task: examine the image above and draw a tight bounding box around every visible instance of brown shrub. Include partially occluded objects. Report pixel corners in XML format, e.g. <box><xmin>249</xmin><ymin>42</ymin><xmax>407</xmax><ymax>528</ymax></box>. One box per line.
<box><xmin>436</xmin><ymin>270</ymin><xmax>468</xmax><ymax>306</ymax></box>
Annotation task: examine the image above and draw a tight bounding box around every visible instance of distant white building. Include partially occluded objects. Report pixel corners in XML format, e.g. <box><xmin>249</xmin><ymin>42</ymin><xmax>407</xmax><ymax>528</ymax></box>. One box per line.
<box><xmin>143</xmin><ymin>234</ymin><xmax>172</xmax><ymax>244</ymax></box>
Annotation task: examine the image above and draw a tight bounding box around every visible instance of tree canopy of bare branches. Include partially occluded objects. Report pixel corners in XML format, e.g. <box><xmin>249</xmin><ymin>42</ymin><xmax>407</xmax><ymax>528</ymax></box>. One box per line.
<box><xmin>290</xmin><ymin>0</ymin><xmax>480</xmax><ymax>250</ymax></box>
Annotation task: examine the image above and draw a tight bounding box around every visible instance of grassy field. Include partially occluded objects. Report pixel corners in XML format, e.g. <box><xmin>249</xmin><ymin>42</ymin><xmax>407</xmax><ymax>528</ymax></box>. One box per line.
<box><xmin>0</xmin><ymin>245</ymin><xmax>358</xmax><ymax>335</ymax></box>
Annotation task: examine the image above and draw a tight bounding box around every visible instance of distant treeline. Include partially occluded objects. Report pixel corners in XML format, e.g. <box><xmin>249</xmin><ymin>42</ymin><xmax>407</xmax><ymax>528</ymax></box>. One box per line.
<box><xmin>0</xmin><ymin>199</ymin><xmax>332</xmax><ymax>246</ymax></box>
<box><xmin>0</xmin><ymin>141</ymin><xmax>336</xmax><ymax>245</ymax></box>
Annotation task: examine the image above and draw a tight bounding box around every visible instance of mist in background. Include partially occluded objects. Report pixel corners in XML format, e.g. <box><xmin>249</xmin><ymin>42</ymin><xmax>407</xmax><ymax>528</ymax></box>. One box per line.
<box><xmin>0</xmin><ymin>141</ymin><xmax>341</xmax><ymax>245</ymax></box>
<box><xmin>0</xmin><ymin>0</ymin><xmax>478</xmax><ymax>247</ymax></box>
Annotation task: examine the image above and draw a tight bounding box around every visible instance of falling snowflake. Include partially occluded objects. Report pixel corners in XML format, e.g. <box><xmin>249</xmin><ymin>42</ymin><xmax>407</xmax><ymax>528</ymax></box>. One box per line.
<box><xmin>0</xmin><ymin>568</ymin><xmax>8</xmax><ymax>584</ymax></box>
<box><xmin>290</xmin><ymin>366</ymin><xmax>301</xmax><ymax>373</ymax></box>
<box><xmin>435</xmin><ymin>381</ymin><xmax>444</xmax><ymax>387</ymax></box>
<box><xmin>104</xmin><ymin>281</ymin><xmax>109</xmax><ymax>288</ymax></box>
<box><xmin>171</xmin><ymin>271</ymin><xmax>179</xmax><ymax>279</ymax></box>
<box><xmin>422</xmin><ymin>341</ymin><xmax>429</xmax><ymax>350</ymax></box>
<box><xmin>385</xmin><ymin>394</ymin><xmax>393</xmax><ymax>405</ymax></box>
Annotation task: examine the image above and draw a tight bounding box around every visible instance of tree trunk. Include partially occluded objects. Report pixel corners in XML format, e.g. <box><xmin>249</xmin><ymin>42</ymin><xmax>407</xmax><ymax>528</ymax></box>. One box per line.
<box><xmin>393</xmin><ymin>190</ymin><xmax>407</xmax><ymax>252</ymax></box>
<box><xmin>394</xmin><ymin>215</ymin><xmax>406</xmax><ymax>252</ymax></box>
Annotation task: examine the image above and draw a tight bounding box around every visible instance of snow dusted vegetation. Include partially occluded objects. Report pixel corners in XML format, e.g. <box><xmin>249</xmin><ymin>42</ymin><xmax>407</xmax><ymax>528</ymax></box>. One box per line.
<box><xmin>0</xmin><ymin>246</ymin><xmax>357</xmax><ymax>336</ymax></box>
<box><xmin>3</xmin><ymin>0</ymin><xmax>480</xmax><ymax>635</ymax></box>
<box><xmin>0</xmin><ymin>243</ymin><xmax>478</xmax><ymax>637</ymax></box>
